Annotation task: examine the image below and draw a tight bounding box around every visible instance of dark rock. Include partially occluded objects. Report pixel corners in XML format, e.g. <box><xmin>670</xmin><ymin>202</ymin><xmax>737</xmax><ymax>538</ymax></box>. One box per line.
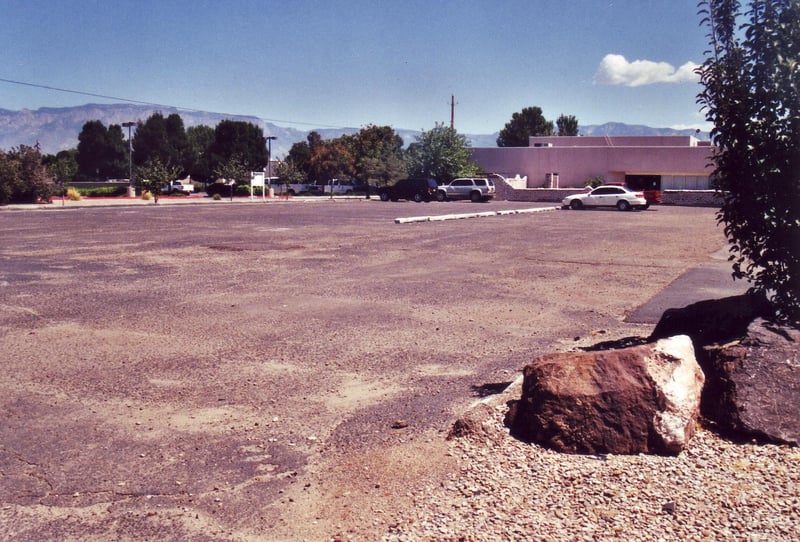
<box><xmin>508</xmin><ymin>336</ymin><xmax>704</xmax><ymax>456</ymax></box>
<box><xmin>702</xmin><ymin>318</ymin><xmax>800</xmax><ymax>445</ymax></box>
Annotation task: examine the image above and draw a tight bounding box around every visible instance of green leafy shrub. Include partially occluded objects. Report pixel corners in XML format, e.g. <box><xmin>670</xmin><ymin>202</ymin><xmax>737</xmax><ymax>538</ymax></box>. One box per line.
<box><xmin>583</xmin><ymin>176</ymin><xmax>605</xmax><ymax>188</ymax></box>
<box><xmin>697</xmin><ymin>0</ymin><xmax>800</xmax><ymax>324</ymax></box>
<box><xmin>78</xmin><ymin>186</ymin><xmax>128</xmax><ymax>197</ymax></box>
<box><xmin>0</xmin><ymin>145</ymin><xmax>53</xmax><ymax>204</ymax></box>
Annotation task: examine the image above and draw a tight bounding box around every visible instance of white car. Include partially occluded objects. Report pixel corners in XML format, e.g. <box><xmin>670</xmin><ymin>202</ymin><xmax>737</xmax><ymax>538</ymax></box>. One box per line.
<box><xmin>562</xmin><ymin>185</ymin><xmax>648</xmax><ymax>211</ymax></box>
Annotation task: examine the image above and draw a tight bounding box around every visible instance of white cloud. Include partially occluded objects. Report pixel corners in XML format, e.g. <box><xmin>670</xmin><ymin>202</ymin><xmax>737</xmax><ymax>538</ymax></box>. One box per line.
<box><xmin>593</xmin><ymin>54</ymin><xmax>700</xmax><ymax>87</ymax></box>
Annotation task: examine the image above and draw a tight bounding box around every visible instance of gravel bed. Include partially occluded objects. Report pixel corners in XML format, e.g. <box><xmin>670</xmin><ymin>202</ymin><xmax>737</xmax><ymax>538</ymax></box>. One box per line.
<box><xmin>383</xmin><ymin>404</ymin><xmax>800</xmax><ymax>541</ymax></box>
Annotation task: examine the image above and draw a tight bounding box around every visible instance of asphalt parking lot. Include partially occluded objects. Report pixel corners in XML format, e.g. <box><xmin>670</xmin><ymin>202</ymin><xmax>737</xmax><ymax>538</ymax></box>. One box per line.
<box><xmin>0</xmin><ymin>199</ymin><xmax>742</xmax><ymax>540</ymax></box>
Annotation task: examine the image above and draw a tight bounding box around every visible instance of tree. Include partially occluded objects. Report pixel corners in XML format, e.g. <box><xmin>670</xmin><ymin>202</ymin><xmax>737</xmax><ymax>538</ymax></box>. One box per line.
<box><xmin>697</xmin><ymin>0</ymin><xmax>800</xmax><ymax>323</ymax></box>
<box><xmin>0</xmin><ymin>145</ymin><xmax>53</xmax><ymax>204</ymax></box>
<box><xmin>285</xmin><ymin>131</ymin><xmax>323</xmax><ymax>183</ymax></box>
<box><xmin>132</xmin><ymin>113</ymin><xmax>189</xmax><ymax>175</ymax></box>
<box><xmin>350</xmin><ymin>125</ymin><xmax>406</xmax><ymax>188</ymax></box>
<box><xmin>106</xmin><ymin>124</ymin><xmax>129</xmax><ymax>178</ymax></box>
<box><xmin>213</xmin><ymin>154</ymin><xmax>250</xmax><ymax>199</ymax></box>
<box><xmin>496</xmin><ymin>106</ymin><xmax>554</xmax><ymax>147</ymax></box>
<box><xmin>556</xmin><ymin>114</ymin><xmax>579</xmax><ymax>136</ymax></box>
<box><xmin>44</xmin><ymin>149</ymin><xmax>78</xmax><ymax>201</ymax></box>
<box><xmin>136</xmin><ymin>157</ymin><xmax>180</xmax><ymax>204</ymax></box>
<box><xmin>165</xmin><ymin>113</ymin><xmax>191</xmax><ymax>172</ymax></box>
<box><xmin>405</xmin><ymin>123</ymin><xmax>482</xmax><ymax>183</ymax></box>
<box><xmin>207</xmin><ymin>120</ymin><xmax>268</xmax><ymax>176</ymax></box>
<box><xmin>76</xmin><ymin>120</ymin><xmax>127</xmax><ymax>180</ymax></box>
<box><xmin>186</xmin><ymin>125</ymin><xmax>215</xmax><ymax>183</ymax></box>
<box><xmin>76</xmin><ymin>120</ymin><xmax>108</xmax><ymax>180</ymax></box>
<box><xmin>307</xmin><ymin>137</ymin><xmax>355</xmax><ymax>184</ymax></box>
<box><xmin>275</xmin><ymin>159</ymin><xmax>305</xmax><ymax>184</ymax></box>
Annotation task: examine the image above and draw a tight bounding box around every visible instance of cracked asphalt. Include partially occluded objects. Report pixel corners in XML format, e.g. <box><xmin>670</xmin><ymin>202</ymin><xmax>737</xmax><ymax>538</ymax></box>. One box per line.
<box><xmin>0</xmin><ymin>199</ymin><xmax>739</xmax><ymax>540</ymax></box>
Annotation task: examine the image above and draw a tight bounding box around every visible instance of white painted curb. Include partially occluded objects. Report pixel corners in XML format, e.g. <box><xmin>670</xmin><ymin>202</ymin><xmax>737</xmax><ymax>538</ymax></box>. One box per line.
<box><xmin>394</xmin><ymin>206</ymin><xmax>559</xmax><ymax>224</ymax></box>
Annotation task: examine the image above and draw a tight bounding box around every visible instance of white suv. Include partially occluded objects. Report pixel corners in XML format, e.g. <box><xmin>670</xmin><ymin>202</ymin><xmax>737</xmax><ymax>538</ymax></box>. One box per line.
<box><xmin>436</xmin><ymin>177</ymin><xmax>495</xmax><ymax>202</ymax></box>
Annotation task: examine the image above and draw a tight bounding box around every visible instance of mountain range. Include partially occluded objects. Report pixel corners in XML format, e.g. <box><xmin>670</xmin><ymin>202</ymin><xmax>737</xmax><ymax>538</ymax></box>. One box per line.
<box><xmin>0</xmin><ymin>103</ymin><xmax>707</xmax><ymax>156</ymax></box>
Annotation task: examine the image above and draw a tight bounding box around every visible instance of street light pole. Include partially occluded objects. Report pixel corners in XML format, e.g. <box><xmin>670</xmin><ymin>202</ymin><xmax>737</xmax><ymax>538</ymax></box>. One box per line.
<box><xmin>266</xmin><ymin>136</ymin><xmax>277</xmax><ymax>200</ymax></box>
<box><xmin>122</xmin><ymin>121</ymin><xmax>135</xmax><ymax>197</ymax></box>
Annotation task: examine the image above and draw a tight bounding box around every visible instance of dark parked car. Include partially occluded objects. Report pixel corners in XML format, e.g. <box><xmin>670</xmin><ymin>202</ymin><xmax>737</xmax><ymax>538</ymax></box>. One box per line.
<box><xmin>378</xmin><ymin>178</ymin><xmax>439</xmax><ymax>202</ymax></box>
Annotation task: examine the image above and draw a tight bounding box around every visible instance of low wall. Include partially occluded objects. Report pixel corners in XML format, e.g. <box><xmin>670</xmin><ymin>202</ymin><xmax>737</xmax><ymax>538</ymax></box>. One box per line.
<box><xmin>661</xmin><ymin>190</ymin><xmax>720</xmax><ymax>207</ymax></box>
<box><xmin>497</xmin><ymin>181</ymin><xmax>721</xmax><ymax>207</ymax></box>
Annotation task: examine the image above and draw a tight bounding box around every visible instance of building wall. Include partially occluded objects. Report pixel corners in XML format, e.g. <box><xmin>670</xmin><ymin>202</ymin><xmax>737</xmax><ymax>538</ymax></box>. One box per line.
<box><xmin>471</xmin><ymin>136</ymin><xmax>715</xmax><ymax>190</ymax></box>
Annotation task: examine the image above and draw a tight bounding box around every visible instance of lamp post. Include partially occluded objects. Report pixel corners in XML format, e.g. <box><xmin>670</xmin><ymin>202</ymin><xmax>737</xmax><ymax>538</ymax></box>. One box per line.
<box><xmin>122</xmin><ymin>121</ymin><xmax>135</xmax><ymax>197</ymax></box>
<box><xmin>266</xmin><ymin>136</ymin><xmax>277</xmax><ymax>200</ymax></box>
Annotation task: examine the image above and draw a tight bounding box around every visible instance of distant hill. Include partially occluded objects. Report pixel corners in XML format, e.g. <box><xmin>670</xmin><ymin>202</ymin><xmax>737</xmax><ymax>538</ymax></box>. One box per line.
<box><xmin>578</xmin><ymin>122</ymin><xmax>706</xmax><ymax>139</ymax></box>
<box><xmin>0</xmin><ymin>104</ymin><xmax>310</xmax><ymax>158</ymax></box>
<box><xmin>0</xmin><ymin>104</ymin><xmax>707</xmax><ymax>156</ymax></box>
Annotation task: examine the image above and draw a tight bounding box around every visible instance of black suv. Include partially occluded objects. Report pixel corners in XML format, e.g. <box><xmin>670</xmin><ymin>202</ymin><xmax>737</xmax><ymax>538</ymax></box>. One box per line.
<box><xmin>378</xmin><ymin>178</ymin><xmax>439</xmax><ymax>202</ymax></box>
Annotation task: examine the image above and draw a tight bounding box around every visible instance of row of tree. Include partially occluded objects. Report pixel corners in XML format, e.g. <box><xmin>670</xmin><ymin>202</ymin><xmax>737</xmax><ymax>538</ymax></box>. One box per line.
<box><xmin>71</xmin><ymin>113</ymin><xmax>268</xmax><ymax>184</ymax></box>
<box><xmin>278</xmin><ymin>122</ymin><xmax>482</xmax><ymax>187</ymax></box>
<box><xmin>40</xmin><ymin>115</ymin><xmax>485</xmax><ymax>189</ymax></box>
<box><xmin>57</xmin><ymin>104</ymin><xmax>581</xmax><ymax>186</ymax></box>
<box><xmin>497</xmin><ymin>109</ymin><xmax>579</xmax><ymax>147</ymax></box>
<box><xmin>1</xmin><ymin>105</ymin><xmax>580</xmax><ymax>204</ymax></box>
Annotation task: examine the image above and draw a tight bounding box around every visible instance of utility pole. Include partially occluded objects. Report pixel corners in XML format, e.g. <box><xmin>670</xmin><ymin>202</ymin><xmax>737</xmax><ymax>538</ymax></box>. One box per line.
<box><xmin>450</xmin><ymin>95</ymin><xmax>455</xmax><ymax>129</ymax></box>
<box><xmin>122</xmin><ymin>121</ymin><xmax>135</xmax><ymax>197</ymax></box>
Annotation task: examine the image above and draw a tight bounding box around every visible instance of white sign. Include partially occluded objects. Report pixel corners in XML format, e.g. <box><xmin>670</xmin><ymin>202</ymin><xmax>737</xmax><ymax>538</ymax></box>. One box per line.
<box><xmin>251</xmin><ymin>171</ymin><xmax>265</xmax><ymax>187</ymax></box>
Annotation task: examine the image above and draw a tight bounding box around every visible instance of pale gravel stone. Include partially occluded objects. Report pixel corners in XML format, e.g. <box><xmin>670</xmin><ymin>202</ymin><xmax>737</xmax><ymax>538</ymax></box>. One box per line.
<box><xmin>383</xmin><ymin>405</ymin><xmax>800</xmax><ymax>541</ymax></box>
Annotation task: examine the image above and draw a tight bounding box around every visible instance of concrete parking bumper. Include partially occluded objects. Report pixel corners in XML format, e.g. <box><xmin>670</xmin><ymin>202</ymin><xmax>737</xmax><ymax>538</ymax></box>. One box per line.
<box><xmin>395</xmin><ymin>205</ymin><xmax>560</xmax><ymax>224</ymax></box>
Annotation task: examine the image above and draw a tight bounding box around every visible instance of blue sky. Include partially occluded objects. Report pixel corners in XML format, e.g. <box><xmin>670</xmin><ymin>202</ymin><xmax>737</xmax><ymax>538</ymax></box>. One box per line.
<box><xmin>2</xmin><ymin>0</ymin><xmax>710</xmax><ymax>134</ymax></box>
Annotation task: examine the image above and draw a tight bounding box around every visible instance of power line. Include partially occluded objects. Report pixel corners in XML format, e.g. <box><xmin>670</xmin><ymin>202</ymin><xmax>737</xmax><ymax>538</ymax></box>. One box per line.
<box><xmin>0</xmin><ymin>77</ymin><xmax>350</xmax><ymax>129</ymax></box>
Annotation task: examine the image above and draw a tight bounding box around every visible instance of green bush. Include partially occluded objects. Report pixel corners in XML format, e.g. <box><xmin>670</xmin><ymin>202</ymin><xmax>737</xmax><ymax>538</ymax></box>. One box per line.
<box><xmin>698</xmin><ymin>0</ymin><xmax>800</xmax><ymax>324</ymax></box>
<box><xmin>583</xmin><ymin>176</ymin><xmax>605</xmax><ymax>188</ymax></box>
<box><xmin>78</xmin><ymin>186</ymin><xmax>128</xmax><ymax>197</ymax></box>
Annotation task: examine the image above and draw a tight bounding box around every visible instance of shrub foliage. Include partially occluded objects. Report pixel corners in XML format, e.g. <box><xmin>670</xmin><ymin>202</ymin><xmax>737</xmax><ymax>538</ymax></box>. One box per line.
<box><xmin>0</xmin><ymin>145</ymin><xmax>53</xmax><ymax>204</ymax></box>
<box><xmin>697</xmin><ymin>0</ymin><xmax>800</xmax><ymax>323</ymax></box>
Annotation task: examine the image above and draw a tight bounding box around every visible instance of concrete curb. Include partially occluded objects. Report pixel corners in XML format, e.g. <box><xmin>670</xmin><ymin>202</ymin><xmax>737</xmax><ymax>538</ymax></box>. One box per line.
<box><xmin>394</xmin><ymin>205</ymin><xmax>560</xmax><ymax>224</ymax></box>
<box><xmin>0</xmin><ymin>194</ymin><xmax>374</xmax><ymax>210</ymax></box>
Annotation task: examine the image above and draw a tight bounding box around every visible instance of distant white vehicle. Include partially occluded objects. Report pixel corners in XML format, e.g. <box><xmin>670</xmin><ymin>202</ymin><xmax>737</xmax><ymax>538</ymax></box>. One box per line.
<box><xmin>271</xmin><ymin>182</ymin><xmax>317</xmax><ymax>196</ymax></box>
<box><xmin>162</xmin><ymin>180</ymin><xmax>195</xmax><ymax>194</ymax></box>
<box><xmin>562</xmin><ymin>185</ymin><xmax>648</xmax><ymax>211</ymax></box>
<box><xmin>322</xmin><ymin>179</ymin><xmax>357</xmax><ymax>195</ymax></box>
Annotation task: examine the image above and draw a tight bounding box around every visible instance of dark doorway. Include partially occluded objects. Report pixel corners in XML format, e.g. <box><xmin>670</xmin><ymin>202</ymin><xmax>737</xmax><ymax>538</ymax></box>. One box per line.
<box><xmin>625</xmin><ymin>174</ymin><xmax>661</xmax><ymax>191</ymax></box>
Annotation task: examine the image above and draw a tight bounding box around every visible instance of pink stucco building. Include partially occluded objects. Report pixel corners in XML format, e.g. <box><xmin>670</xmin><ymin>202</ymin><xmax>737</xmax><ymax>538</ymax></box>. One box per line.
<box><xmin>470</xmin><ymin>135</ymin><xmax>715</xmax><ymax>193</ymax></box>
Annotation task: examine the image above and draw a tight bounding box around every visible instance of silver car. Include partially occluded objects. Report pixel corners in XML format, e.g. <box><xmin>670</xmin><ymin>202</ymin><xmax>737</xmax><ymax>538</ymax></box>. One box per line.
<box><xmin>562</xmin><ymin>185</ymin><xmax>648</xmax><ymax>211</ymax></box>
<box><xmin>436</xmin><ymin>178</ymin><xmax>496</xmax><ymax>202</ymax></box>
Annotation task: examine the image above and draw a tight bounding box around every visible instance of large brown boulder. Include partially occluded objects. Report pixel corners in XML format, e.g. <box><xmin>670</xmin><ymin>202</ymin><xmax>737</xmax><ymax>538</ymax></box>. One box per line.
<box><xmin>702</xmin><ymin>318</ymin><xmax>800</xmax><ymax>445</ymax></box>
<box><xmin>508</xmin><ymin>336</ymin><xmax>704</xmax><ymax>456</ymax></box>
